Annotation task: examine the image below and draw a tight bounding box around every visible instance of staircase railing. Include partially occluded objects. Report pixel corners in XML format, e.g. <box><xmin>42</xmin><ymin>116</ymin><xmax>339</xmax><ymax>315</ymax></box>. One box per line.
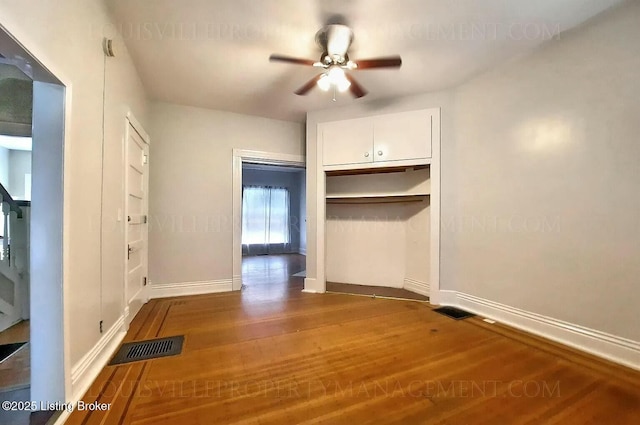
<box><xmin>0</xmin><ymin>182</ymin><xmax>29</xmax><ymax>331</ymax></box>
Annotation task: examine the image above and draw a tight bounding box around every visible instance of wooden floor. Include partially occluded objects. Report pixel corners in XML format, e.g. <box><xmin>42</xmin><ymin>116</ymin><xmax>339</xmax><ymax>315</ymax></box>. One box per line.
<box><xmin>67</xmin><ymin>254</ymin><xmax>640</xmax><ymax>424</ymax></box>
<box><xmin>0</xmin><ymin>320</ymin><xmax>30</xmax><ymax>391</ymax></box>
<box><xmin>0</xmin><ymin>320</ymin><xmax>34</xmax><ymax>425</ymax></box>
<box><xmin>327</xmin><ymin>281</ymin><xmax>429</xmax><ymax>301</ymax></box>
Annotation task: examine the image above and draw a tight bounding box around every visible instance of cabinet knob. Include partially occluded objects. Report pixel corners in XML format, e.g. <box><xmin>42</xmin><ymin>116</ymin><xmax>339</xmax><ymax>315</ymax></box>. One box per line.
<box><xmin>378</xmin><ymin>151</ymin><xmax>383</xmax><ymax>156</ymax></box>
<box><xmin>364</xmin><ymin>152</ymin><xmax>370</xmax><ymax>157</ymax></box>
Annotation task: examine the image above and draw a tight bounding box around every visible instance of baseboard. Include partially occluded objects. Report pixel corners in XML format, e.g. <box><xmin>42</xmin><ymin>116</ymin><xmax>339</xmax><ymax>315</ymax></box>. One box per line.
<box><xmin>303</xmin><ymin>278</ymin><xmax>324</xmax><ymax>293</ymax></box>
<box><xmin>70</xmin><ymin>315</ymin><xmax>126</xmax><ymax>402</ymax></box>
<box><xmin>298</xmin><ymin>248</ymin><xmax>307</xmax><ymax>256</ymax></box>
<box><xmin>232</xmin><ymin>275</ymin><xmax>242</xmax><ymax>291</ymax></box>
<box><xmin>0</xmin><ymin>315</ymin><xmax>21</xmax><ymax>334</ymax></box>
<box><xmin>52</xmin><ymin>410</ymin><xmax>71</xmax><ymax>425</ymax></box>
<box><xmin>437</xmin><ymin>290</ymin><xmax>459</xmax><ymax>305</ymax></box>
<box><xmin>150</xmin><ymin>279</ymin><xmax>233</xmax><ymax>299</ymax></box>
<box><xmin>440</xmin><ymin>291</ymin><xmax>640</xmax><ymax>371</ymax></box>
<box><xmin>403</xmin><ymin>278</ymin><xmax>430</xmax><ymax>296</ymax></box>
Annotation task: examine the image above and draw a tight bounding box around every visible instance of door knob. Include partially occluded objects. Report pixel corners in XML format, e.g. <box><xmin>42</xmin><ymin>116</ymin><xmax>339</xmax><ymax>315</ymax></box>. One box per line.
<box><xmin>364</xmin><ymin>152</ymin><xmax>370</xmax><ymax>157</ymax></box>
<box><xmin>378</xmin><ymin>151</ymin><xmax>383</xmax><ymax>156</ymax></box>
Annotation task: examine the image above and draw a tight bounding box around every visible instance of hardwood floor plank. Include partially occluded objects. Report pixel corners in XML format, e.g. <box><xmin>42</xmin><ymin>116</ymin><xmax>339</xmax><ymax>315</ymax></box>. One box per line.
<box><xmin>0</xmin><ymin>320</ymin><xmax>30</xmax><ymax>391</ymax></box>
<box><xmin>65</xmin><ymin>254</ymin><xmax>640</xmax><ymax>425</ymax></box>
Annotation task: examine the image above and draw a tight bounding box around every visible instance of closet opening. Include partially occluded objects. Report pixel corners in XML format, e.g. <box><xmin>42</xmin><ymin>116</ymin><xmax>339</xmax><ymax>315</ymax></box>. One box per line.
<box><xmin>325</xmin><ymin>166</ymin><xmax>431</xmax><ymax>301</ymax></box>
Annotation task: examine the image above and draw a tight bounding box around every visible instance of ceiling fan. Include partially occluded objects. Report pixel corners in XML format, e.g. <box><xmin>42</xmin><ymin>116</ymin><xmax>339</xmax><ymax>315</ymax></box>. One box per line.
<box><xmin>269</xmin><ymin>24</ymin><xmax>402</xmax><ymax>99</ymax></box>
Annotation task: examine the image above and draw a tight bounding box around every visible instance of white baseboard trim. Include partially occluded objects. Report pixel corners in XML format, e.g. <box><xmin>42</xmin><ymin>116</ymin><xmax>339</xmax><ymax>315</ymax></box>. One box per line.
<box><xmin>0</xmin><ymin>315</ymin><xmax>21</xmax><ymax>334</ymax></box>
<box><xmin>124</xmin><ymin>306</ymin><xmax>131</xmax><ymax>326</ymax></box>
<box><xmin>52</xmin><ymin>410</ymin><xmax>71</xmax><ymax>425</ymax></box>
<box><xmin>403</xmin><ymin>278</ymin><xmax>430</xmax><ymax>296</ymax></box>
<box><xmin>70</xmin><ymin>315</ymin><xmax>127</xmax><ymax>402</ymax></box>
<box><xmin>440</xmin><ymin>291</ymin><xmax>640</xmax><ymax>371</ymax></box>
<box><xmin>298</xmin><ymin>248</ymin><xmax>307</xmax><ymax>256</ymax></box>
<box><xmin>232</xmin><ymin>275</ymin><xmax>242</xmax><ymax>291</ymax></box>
<box><xmin>437</xmin><ymin>290</ymin><xmax>459</xmax><ymax>305</ymax></box>
<box><xmin>150</xmin><ymin>279</ymin><xmax>233</xmax><ymax>299</ymax></box>
<box><xmin>303</xmin><ymin>278</ymin><xmax>324</xmax><ymax>293</ymax></box>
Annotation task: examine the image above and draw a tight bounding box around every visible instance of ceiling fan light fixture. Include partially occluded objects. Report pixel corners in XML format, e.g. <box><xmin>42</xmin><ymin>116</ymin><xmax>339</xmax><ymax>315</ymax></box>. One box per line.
<box><xmin>328</xmin><ymin>66</ymin><xmax>347</xmax><ymax>84</ymax></box>
<box><xmin>317</xmin><ymin>74</ymin><xmax>331</xmax><ymax>91</ymax></box>
<box><xmin>317</xmin><ymin>66</ymin><xmax>351</xmax><ymax>93</ymax></box>
<box><xmin>337</xmin><ymin>77</ymin><xmax>351</xmax><ymax>93</ymax></box>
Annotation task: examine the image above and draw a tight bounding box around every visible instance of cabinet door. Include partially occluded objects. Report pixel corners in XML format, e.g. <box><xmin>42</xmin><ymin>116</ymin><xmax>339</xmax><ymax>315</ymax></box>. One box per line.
<box><xmin>373</xmin><ymin>110</ymin><xmax>432</xmax><ymax>162</ymax></box>
<box><xmin>322</xmin><ymin>118</ymin><xmax>374</xmax><ymax>166</ymax></box>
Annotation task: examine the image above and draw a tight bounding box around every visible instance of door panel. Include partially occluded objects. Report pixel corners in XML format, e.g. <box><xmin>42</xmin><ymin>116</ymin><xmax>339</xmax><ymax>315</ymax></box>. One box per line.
<box><xmin>125</xmin><ymin>122</ymin><xmax>149</xmax><ymax>319</ymax></box>
<box><xmin>322</xmin><ymin>118</ymin><xmax>373</xmax><ymax>166</ymax></box>
<box><xmin>374</xmin><ymin>110</ymin><xmax>432</xmax><ymax>162</ymax></box>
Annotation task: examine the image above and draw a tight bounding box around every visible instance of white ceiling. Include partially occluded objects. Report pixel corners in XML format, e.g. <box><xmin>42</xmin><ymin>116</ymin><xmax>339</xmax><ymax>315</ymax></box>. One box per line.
<box><xmin>0</xmin><ymin>135</ymin><xmax>32</xmax><ymax>151</ymax></box>
<box><xmin>106</xmin><ymin>0</ymin><xmax>622</xmax><ymax>122</ymax></box>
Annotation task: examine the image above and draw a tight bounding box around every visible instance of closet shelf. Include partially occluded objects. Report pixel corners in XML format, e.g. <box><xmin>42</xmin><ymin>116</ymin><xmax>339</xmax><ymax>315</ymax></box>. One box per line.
<box><xmin>325</xmin><ymin>193</ymin><xmax>429</xmax><ymax>204</ymax></box>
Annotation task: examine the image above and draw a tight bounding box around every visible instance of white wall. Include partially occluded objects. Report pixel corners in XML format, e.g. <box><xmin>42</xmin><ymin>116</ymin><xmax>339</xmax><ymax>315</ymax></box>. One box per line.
<box><xmin>306</xmin><ymin>0</ymin><xmax>640</xmax><ymax>348</ymax></box>
<box><xmin>242</xmin><ymin>167</ymin><xmax>305</xmax><ymax>253</ymax></box>
<box><xmin>149</xmin><ymin>103</ymin><xmax>304</xmax><ymax>285</ymax></box>
<box><xmin>448</xmin><ymin>0</ymin><xmax>640</xmax><ymax>341</ymax></box>
<box><xmin>0</xmin><ymin>0</ymin><xmax>149</xmax><ymax>376</ymax></box>
<box><xmin>326</xmin><ymin>203</ymin><xmax>408</xmax><ymax>287</ymax></box>
<box><xmin>8</xmin><ymin>149</ymin><xmax>31</xmax><ymax>200</ymax></box>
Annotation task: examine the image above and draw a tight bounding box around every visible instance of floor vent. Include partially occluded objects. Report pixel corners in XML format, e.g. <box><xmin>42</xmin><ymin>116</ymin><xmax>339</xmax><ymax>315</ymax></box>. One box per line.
<box><xmin>433</xmin><ymin>306</ymin><xmax>475</xmax><ymax>320</ymax></box>
<box><xmin>109</xmin><ymin>336</ymin><xmax>184</xmax><ymax>366</ymax></box>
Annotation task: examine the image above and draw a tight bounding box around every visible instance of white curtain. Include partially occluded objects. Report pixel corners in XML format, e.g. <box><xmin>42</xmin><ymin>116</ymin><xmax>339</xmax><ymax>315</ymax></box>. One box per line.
<box><xmin>242</xmin><ymin>186</ymin><xmax>291</xmax><ymax>255</ymax></box>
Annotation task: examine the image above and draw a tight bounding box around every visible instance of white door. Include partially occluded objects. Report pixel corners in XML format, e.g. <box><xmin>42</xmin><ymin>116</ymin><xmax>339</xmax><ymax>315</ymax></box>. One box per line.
<box><xmin>322</xmin><ymin>117</ymin><xmax>373</xmax><ymax>166</ymax></box>
<box><xmin>125</xmin><ymin>119</ymin><xmax>149</xmax><ymax>321</ymax></box>
<box><xmin>374</xmin><ymin>109</ymin><xmax>432</xmax><ymax>162</ymax></box>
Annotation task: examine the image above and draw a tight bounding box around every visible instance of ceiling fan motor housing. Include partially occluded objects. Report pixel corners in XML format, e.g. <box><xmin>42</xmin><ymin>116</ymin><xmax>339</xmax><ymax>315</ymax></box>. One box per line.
<box><xmin>316</xmin><ymin>24</ymin><xmax>353</xmax><ymax>64</ymax></box>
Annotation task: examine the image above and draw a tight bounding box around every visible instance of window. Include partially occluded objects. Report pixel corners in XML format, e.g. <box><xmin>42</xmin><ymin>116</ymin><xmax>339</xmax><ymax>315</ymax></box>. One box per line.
<box><xmin>242</xmin><ymin>186</ymin><xmax>291</xmax><ymax>247</ymax></box>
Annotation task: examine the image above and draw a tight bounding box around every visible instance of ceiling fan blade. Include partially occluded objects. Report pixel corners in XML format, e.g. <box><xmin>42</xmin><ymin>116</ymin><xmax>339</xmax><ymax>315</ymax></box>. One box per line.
<box><xmin>345</xmin><ymin>73</ymin><xmax>367</xmax><ymax>98</ymax></box>
<box><xmin>295</xmin><ymin>74</ymin><xmax>322</xmax><ymax>96</ymax></box>
<box><xmin>269</xmin><ymin>54</ymin><xmax>316</xmax><ymax>66</ymax></box>
<box><xmin>354</xmin><ymin>56</ymin><xmax>402</xmax><ymax>69</ymax></box>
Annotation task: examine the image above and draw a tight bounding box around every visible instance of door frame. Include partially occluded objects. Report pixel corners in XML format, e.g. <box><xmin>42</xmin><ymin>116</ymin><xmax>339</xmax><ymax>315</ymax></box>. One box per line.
<box><xmin>0</xmin><ymin>20</ymin><xmax>71</xmax><ymax>405</ymax></box>
<box><xmin>123</xmin><ymin>111</ymin><xmax>150</xmax><ymax>325</ymax></box>
<box><xmin>232</xmin><ymin>149</ymin><xmax>305</xmax><ymax>290</ymax></box>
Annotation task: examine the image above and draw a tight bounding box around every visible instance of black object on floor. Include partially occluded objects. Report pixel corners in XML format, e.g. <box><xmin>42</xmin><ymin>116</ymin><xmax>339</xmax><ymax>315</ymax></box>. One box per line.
<box><xmin>0</xmin><ymin>342</ymin><xmax>26</xmax><ymax>363</ymax></box>
<box><xmin>433</xmin><ymin>306</ymin><xmax>475</xmax><ymax>320</ymax></box>
<box><xmin>110</xmin><ymin>335</ymin><xmax>184</xmax><ymax>365</ymax></box>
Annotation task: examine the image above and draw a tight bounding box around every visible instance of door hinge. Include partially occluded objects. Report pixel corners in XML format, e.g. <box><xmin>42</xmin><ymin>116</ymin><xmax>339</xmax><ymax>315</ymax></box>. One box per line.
<box><xmin>127</xmin><ymin>244</ymin><xmax>132</xmax><ymax>260</ymax></box>
<box><xmin>143</xmin><ymin>154</ymin><xmax>148</xmax><ymax>164</ymax></box>
<box><xmin>143</xmin><ymin>276</ymin><xmax>147</xmax><ymax>286</ymax></box>
<box><xmin>143</xmin><ymin>215</ymin><xmax>148</xmax><ymax>224</ymax></box>
<box><xmin>99</xmin><ymin>320</ymin><xmax>104</xmax><ymax>334</ymax></box>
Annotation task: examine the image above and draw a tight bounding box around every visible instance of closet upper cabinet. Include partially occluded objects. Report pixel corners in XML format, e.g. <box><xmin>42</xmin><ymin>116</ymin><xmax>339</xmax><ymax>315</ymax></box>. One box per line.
<box><xmin>321</xmin><ymin>109</ymin><xmax>435</xmax><ymax>168</ymax></box>
<box><xmin>321</xmin><ymin>117</ymin><xmax>373</xmax><ymax>166</ymax></box>
<box><xmin>373</xmin><ymin>110</ymin><xmax>432</xmax><ymax>162</ymax></box>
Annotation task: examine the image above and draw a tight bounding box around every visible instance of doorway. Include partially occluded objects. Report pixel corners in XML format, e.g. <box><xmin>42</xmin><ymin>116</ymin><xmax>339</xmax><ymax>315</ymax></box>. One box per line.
<box><xmin>0</xmin><ymin>23</ymin><xmax>67</xmax><ymax>424</ymax></box>
<box><xmin>231</xmin><ymin>150</ymin><xmax>306</xmax><ymax>299</ymax></box>
<box><xmin>240</xmin><ymin>163</ymin><xmax>306</xmax><ymax>300</ymax></box>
